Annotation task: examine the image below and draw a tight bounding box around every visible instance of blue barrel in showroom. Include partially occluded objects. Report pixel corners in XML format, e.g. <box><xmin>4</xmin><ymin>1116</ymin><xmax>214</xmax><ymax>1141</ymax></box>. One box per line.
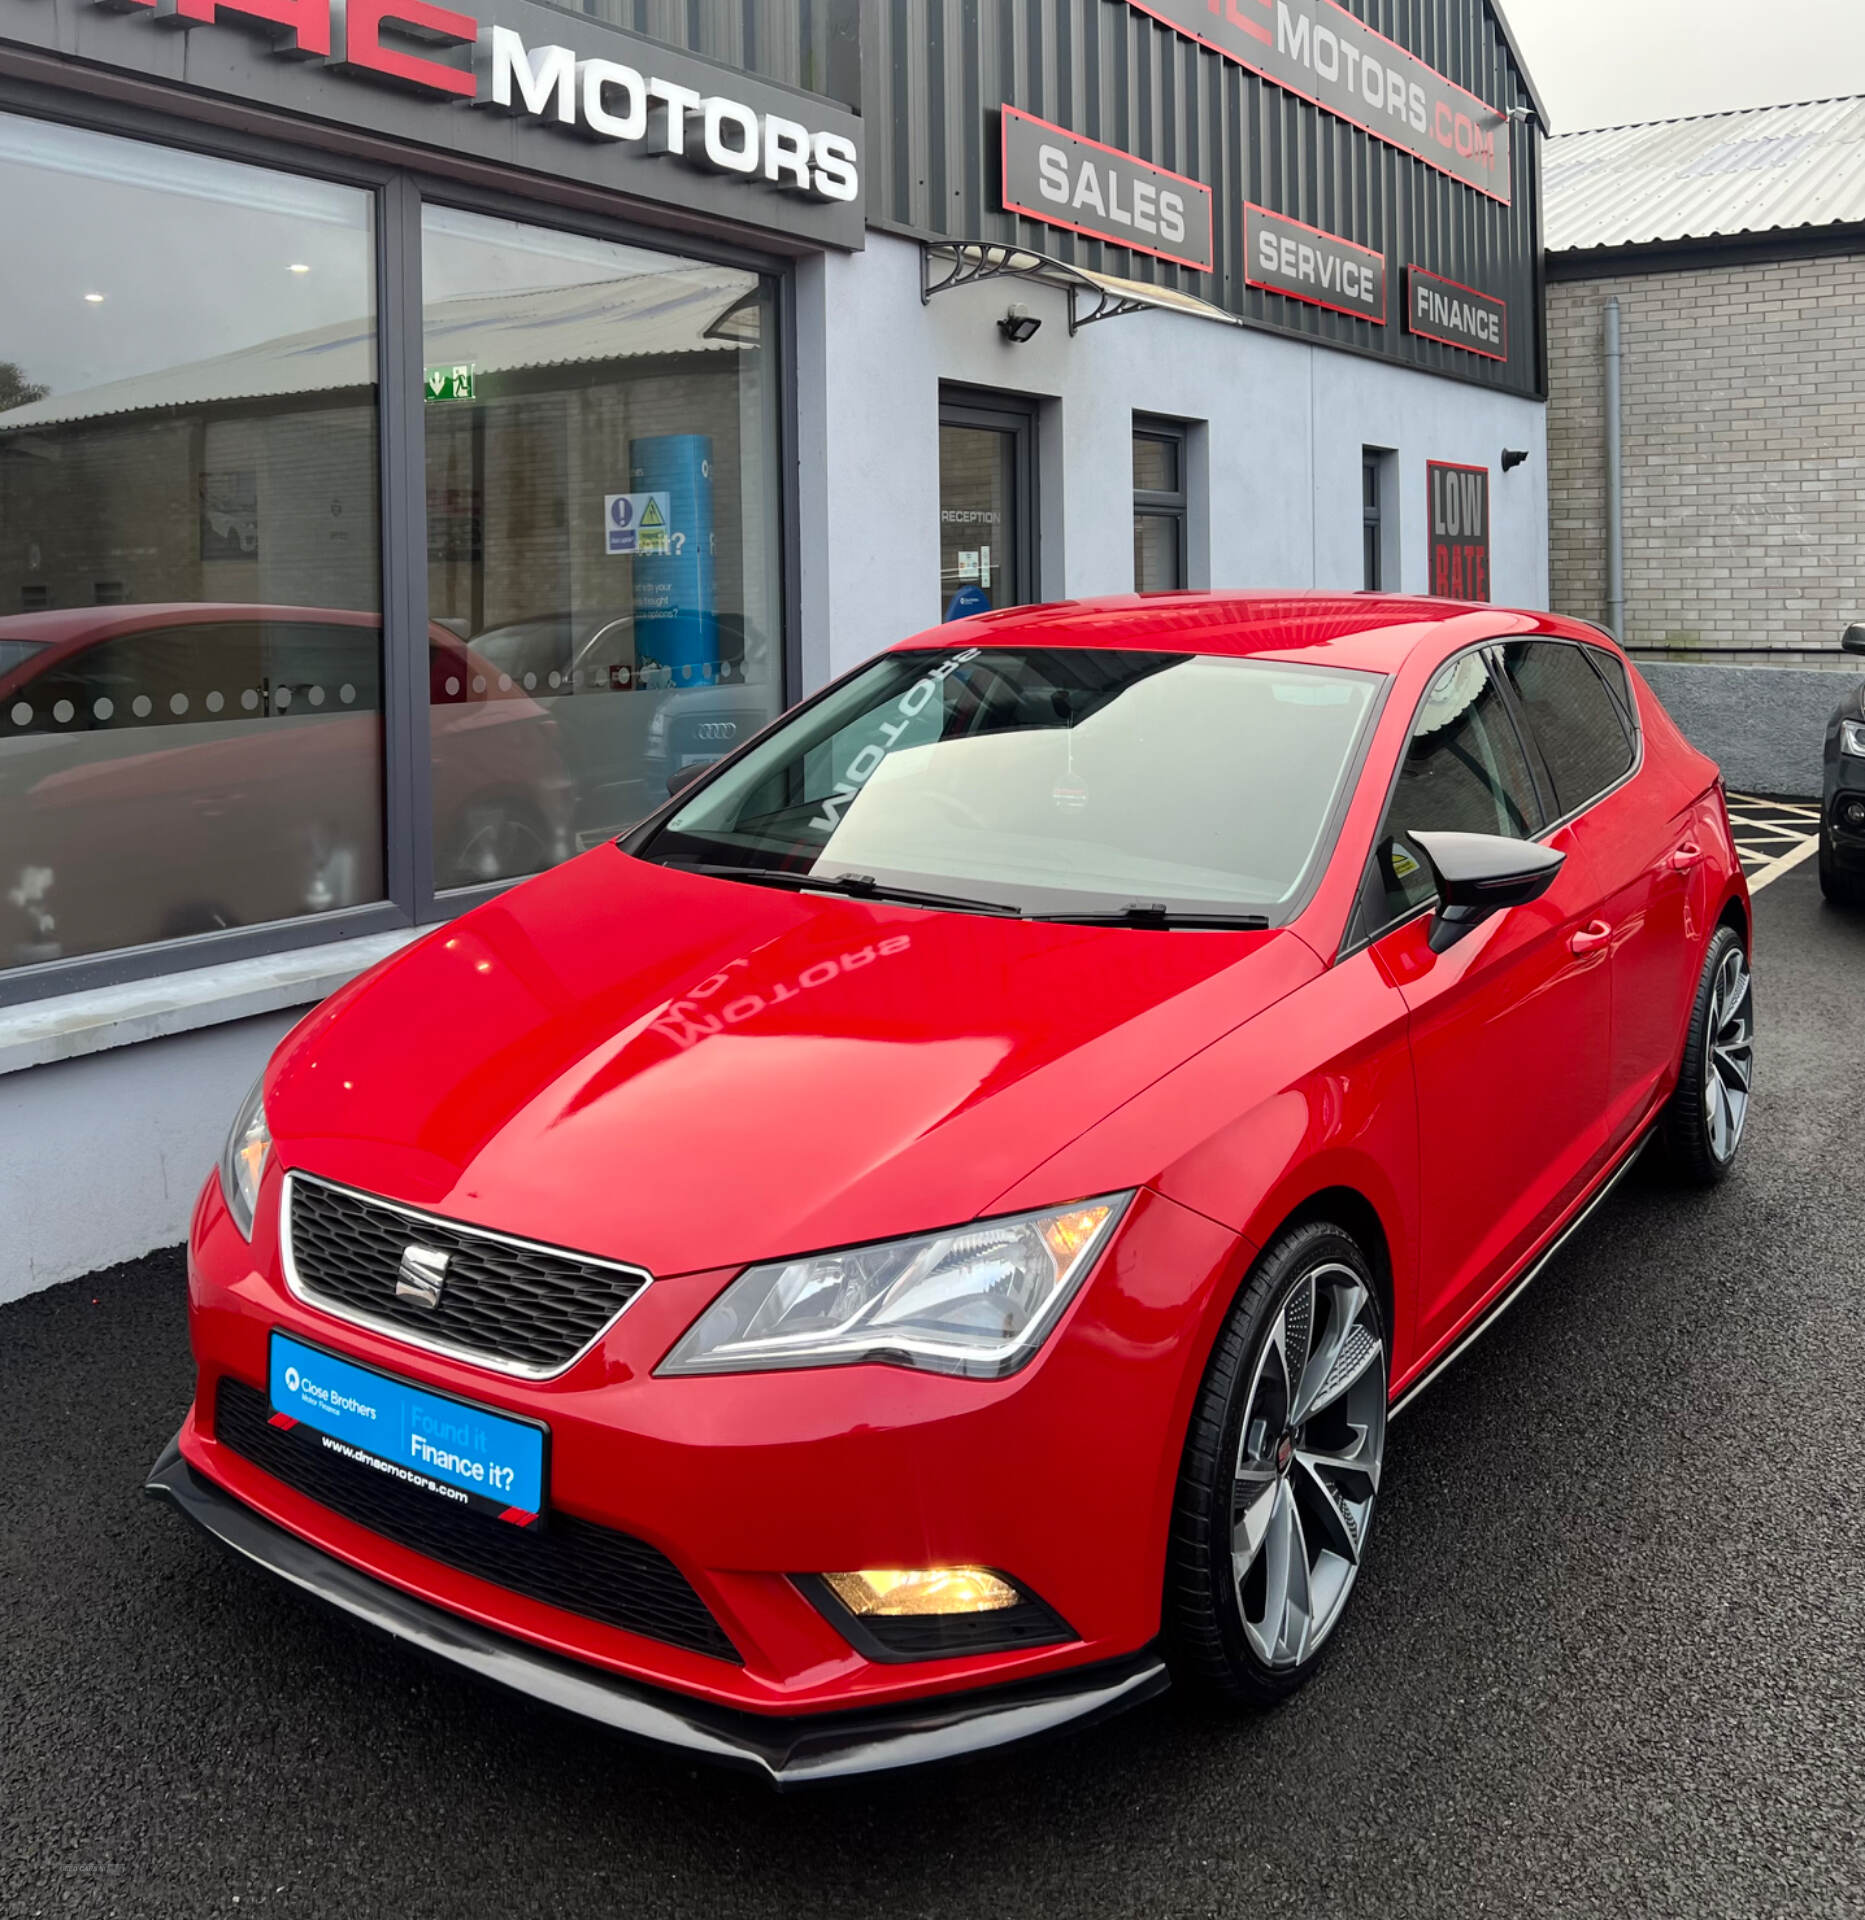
<box><xmin>631</xmin><ymin>433</ymin><xmax>718</xmax><ymax>685</ymax></box>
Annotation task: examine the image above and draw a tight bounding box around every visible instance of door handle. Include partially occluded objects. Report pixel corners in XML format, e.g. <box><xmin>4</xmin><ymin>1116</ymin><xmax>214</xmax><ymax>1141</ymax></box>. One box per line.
<box><xmin>1670</xmin><ymin>843</ymin><xmax>1704</xmax><ymax>871</ymax></box>
<box><xmin>1570</xmin><ymin>920</ymin><xmax>1613</xmax><ymax>955</ymax></box>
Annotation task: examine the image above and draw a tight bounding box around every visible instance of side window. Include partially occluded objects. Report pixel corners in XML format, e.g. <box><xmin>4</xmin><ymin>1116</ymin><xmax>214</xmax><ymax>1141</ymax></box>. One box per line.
<box><xmin>1364</xmin><ymin>652</ymin><xmax>1543</xmax><ymax>931</ymax></box>
<box><xmin>1497</xmin><ymin>641</ymin><xmax>1636</xmax><ymax>818</ymax></box>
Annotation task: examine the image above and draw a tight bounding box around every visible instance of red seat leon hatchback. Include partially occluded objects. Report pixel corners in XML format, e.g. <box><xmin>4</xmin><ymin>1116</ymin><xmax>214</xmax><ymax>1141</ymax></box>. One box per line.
<box><xmin>150</xmin><ymin>593</ymin><xmax>1752</xmax><ymax>1784</ymax></box>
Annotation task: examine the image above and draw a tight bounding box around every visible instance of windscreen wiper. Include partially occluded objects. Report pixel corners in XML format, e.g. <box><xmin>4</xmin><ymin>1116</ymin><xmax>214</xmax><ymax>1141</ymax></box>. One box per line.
<box><xmin>1032</xmin><ymin>902</ymin><xmax>1272</xmax><ymax>930</ymax></box>
<box><xmin>658</xmin><ymin>861</ymin><xmax>1022</xmax><ymax>917</ymax></box>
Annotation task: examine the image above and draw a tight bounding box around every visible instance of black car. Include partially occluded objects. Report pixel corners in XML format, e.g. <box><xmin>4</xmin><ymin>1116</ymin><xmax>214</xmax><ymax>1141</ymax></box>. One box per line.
<box><xmin>1820</xmin><ymin>623</ymin><xmax>1865</xmax><ymax>906</ymax></box>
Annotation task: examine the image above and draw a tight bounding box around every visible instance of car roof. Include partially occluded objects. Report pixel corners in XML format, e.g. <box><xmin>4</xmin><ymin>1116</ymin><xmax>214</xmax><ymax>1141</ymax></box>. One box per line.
<box><xmin>902</xmin><ymin>592</ymin><xmax>1612</xmax><ymax>675</ymax></box>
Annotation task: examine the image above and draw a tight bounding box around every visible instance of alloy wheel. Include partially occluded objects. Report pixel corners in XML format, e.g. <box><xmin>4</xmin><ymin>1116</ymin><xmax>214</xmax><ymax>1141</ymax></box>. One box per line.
<box><xmin>1232</xmin><ymin>1264</ymin><xmax>1387</xmax><ymax>1670</ymax></box>
<box><xmin>1704</xmin><ymin>945</ymin><xmax>1754</xmax><ymax>1163</ymax></box>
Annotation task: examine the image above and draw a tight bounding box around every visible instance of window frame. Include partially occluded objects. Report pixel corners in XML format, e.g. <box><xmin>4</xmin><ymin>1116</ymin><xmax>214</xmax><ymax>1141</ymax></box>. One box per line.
<box><xmin>1133</xmin><ymin>415</ymin><xmax>1190</xmax><ymax>594</ymax></box>
<box><xmin>1340</xmin><ymin>641</ymin><xmax>1549</xmax><ymax>957</ymax></box>
<box><xmin>937</xmin><ymin>385</ymin><xmax>1040</xmax><ymax>620</ymax></box>
<box><xmin>1339</xmin><ymin>634</ymin><xmax>1649</xmax><ymax>961</ymax></box>
<box><xmin>0</xmin><ymin>81</ymin><xmax>799</xmax><ymax>1008</ymax></box>
<box><xmin>1493</xmin><ymin>638</ymin><xmax>1645</xmax><ymax>834</ymax></box>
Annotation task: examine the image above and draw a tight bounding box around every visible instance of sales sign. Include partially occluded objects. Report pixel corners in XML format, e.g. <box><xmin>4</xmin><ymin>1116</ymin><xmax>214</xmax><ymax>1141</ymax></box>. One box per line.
<box><xmin>1000</xmin><ymin>106</ymin><xmax>1216</xmax><ymax>274</ymax></box>
<box><xmin>1244</xmin><ymin>205</ymin><xmax>1386</xmax><ymax>325</ymax></box>
<box><xmin>1427</xmin><ymin>462</ymin><xmax>1490</xmax><ymax>602</ymax></box>
<box><xmin>1113</xmin><ymin>0</ymin><xmax>1512</xmax><ymax>204</ymax></box>
<box><xmin>1407</xmin><ymin>267</ymin><xmax>1508</xmax><ymax>362</ymax></box>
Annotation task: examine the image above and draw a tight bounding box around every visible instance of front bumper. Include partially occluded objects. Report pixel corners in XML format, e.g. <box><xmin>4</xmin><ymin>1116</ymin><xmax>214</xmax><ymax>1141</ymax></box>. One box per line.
<box><xmin>145</xmin><ymin>1436</ymin><xmax>1167</xmax><ymax>1786</ymax></box>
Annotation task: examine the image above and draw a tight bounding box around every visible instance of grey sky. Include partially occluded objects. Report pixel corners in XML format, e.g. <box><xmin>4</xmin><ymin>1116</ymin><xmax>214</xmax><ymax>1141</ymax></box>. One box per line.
<box><xmin>1504</xmin><ymin>0</ymin><xmax>1865</xmax><ymax>133</ymax></box>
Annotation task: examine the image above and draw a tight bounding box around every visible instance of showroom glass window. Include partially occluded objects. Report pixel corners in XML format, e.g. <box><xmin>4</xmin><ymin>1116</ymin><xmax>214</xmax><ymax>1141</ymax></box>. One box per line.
<box><xmin>419</xmin><ymin>208</ymin><xmax>783</xmax><ymax>883</ymax></box>
<box><xmin>0</xmin><ymin>115</ymin><xmax>381</xmax><ymax>974</ymax></box>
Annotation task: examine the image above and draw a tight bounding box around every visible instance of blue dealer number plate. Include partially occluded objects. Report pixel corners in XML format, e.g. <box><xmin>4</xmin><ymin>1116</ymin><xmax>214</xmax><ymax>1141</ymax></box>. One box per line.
<box><xmin>268</xmin><ymin>1333</ymin><xmax>546</xmax><ymax>1523</ymax></box>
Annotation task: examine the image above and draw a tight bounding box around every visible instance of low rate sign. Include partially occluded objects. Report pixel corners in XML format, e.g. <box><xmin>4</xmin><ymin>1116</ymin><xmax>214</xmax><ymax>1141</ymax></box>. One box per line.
<box><xmin>1428</xmin><ymin>462</ymin><xmax>1491</xmax><ymax>602</ymax></box>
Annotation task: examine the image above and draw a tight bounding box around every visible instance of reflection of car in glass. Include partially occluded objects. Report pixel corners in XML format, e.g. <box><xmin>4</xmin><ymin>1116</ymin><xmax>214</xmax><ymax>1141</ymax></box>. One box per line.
<box><xmin>1819</xmin><ymin>622</ymin><xmax>1865</xmax><ymax>907</ymax></box>
<box><xmin>0</xmin><ymin>604</ymin><xmax>571</xmax><ymax>967</ymax></box>
<box><xmin>151</xmin><ymin>594</ymin><xmax>1750</xmax><ymax>1785</ymax></box>
<box><xmin>465</xmin><ymin>608</ymin><xmax>779</xmax><ymax>841</ymax></box>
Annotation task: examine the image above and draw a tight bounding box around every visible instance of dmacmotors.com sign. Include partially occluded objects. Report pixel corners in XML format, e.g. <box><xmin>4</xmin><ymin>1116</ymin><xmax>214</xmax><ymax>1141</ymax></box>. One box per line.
<box><xmin>1114</xmin><ymin>0</ymin><xmax>1512</xmax><ymax>204</ymax></box>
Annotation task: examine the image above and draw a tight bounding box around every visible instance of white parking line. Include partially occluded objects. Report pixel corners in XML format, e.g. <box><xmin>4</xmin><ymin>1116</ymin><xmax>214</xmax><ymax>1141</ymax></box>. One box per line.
<box><xmin>1725</xmin><ymin>793</ymin><xmax>1821</xmax><ymax>894</ymax></box>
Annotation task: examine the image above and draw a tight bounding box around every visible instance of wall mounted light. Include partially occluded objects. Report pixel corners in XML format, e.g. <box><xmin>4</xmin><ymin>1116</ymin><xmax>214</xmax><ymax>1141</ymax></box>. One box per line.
<box><xmin>1501</xmin><ymin>448</ymin><xmax>1530</xmax><ymax>473</ymax></box>
<box><xmin>999</xmin><ymin>303</ymin><xmax>1042</xmax><ymax>345</ymax></box>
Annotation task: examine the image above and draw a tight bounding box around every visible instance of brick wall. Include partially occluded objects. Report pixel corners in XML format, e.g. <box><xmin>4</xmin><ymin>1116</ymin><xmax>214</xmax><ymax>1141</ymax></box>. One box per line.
<box><xmin>1548</xmin><ymin>253</ymin><xmax>1865</xmax><ymax>668</ymax></box>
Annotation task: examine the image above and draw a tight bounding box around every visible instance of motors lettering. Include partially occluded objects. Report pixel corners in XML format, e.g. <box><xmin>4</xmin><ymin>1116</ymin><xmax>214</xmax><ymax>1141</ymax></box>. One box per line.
<box><xmin>85</xmin><ymin>1</ymin><xmax>859</xmax><ymax>203</ymax></box>
<box><xmin>1114</xmin><ymin>0</ymin><xmax>1513</xmax><ymax>203</ymax></box>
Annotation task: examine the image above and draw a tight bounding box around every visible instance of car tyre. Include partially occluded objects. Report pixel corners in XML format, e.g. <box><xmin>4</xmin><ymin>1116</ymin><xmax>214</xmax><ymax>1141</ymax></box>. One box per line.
<box><xmin>1818</xmin><ymin>838</ymin><xmax>1865</xmax><ymax>908</ymax></box>
<box><xmin>1658</xmin><ymin>924</ymin><xmax>1754</xmax><ymax>1186</ymax></box>
<box><xmin>1166</xmin><ymin>1221</ymin><xmax>1387</xmax><ymax>1709</ymax></box>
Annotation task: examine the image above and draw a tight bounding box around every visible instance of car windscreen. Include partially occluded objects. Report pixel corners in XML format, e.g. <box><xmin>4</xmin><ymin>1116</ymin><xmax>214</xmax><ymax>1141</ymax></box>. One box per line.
<box><xmin>0</xmin><ymin>638</ymin><xmax>49</xmax><ymax>678</ymax></box>
<box><xmin>638</xmin><ymin>646</ymin><xmax>1382</xmax><ymax>920</ymax></box>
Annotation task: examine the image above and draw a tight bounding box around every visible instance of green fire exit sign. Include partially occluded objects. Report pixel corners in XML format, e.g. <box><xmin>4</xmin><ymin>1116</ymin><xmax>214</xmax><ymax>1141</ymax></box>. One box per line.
<box><xmin>424</xmin><ymin>364</ymin><xmax>476</xmax><ymax>403</ymax></box>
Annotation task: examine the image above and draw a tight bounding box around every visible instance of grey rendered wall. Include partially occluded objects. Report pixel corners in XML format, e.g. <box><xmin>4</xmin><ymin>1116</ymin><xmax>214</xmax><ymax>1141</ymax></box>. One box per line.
<box><xmin>0</xmin><ymin>1008</ymin><xmax>301</xmax><ymax>1304</ymax></box>
<box><xmin>794</xmin><ymin>228</ymin><xmax>1548</xmax><ymax>681</ymax></box>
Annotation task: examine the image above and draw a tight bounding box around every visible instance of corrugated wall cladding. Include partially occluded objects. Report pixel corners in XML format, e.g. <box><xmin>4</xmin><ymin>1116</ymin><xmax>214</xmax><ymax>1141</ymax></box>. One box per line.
<box><xmin>568</xmin><ymin>0</ymin><xmax>862</xmax><ymax>106</ymax></box>
<box><xmin>863</xmin><ymin>0</ymin><xmax>1544</xmax><ymax>397</ymax></box>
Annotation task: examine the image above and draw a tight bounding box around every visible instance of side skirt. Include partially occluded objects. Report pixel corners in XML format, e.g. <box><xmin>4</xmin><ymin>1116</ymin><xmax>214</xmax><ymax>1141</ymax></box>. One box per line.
<box><xmin>1388</xmin><ymin>1119</ymin><xmax>1659</xmax><ymax>1419</ymax></box>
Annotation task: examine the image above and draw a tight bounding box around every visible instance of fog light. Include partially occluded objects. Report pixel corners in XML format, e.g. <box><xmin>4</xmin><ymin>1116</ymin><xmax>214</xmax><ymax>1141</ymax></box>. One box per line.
<box><xmin>823</xmin><ymin>1568</ymin><xmax>1022</xmax><ymax>1616</ymax></box>
<box><xmin>1842</xmin><ymin>797</ymin><xmax>1865</xmax><ymax>832</ymax></box>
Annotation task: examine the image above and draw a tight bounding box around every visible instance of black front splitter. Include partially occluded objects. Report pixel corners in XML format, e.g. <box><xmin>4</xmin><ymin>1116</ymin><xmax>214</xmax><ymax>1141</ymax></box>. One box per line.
<box><xmin>144</xmin><ymin>1435</ymin><xmax>1169</xmax><ymax>1788</ymax></box>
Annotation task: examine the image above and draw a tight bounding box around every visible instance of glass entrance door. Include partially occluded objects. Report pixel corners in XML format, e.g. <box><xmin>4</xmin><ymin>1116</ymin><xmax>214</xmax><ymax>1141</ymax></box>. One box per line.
<box><xmin>937</xmin><ymin>390</ymin><xmax>1036</xmax><ymax>623</ymax></box>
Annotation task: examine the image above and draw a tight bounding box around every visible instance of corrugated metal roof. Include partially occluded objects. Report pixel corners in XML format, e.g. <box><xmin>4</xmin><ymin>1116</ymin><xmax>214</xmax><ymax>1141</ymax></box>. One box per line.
<box><xmin>0</xmin><ymin>270</ymin><xmax>753</xmax><ymax>433</ymax></box>
<box><xmin>1546</xmin><ymin>95</ymin><xmax>1865</xmax><ymax>253</ymax></box>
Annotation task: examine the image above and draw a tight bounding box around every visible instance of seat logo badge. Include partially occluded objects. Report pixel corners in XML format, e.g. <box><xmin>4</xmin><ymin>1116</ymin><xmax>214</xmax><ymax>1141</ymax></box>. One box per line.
<box><xmin>395</xmin><ymin>1245</ymin><xmax>451</xmax><ymax>1309</ymax></box>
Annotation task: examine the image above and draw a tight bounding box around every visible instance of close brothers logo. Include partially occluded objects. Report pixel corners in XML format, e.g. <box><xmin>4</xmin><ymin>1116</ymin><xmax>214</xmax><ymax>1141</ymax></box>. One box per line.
<box><xmin>87</xmin><ymin>0</ymin><xmax>859</xmax><ymax>205</ymax></box>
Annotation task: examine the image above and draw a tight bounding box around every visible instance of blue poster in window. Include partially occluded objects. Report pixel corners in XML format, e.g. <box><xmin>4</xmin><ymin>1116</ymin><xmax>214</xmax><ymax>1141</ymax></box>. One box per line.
<box><xmin>630</xmin><ymin>434</ymin><xmax>718</xmax><ymax>684</ymax></box>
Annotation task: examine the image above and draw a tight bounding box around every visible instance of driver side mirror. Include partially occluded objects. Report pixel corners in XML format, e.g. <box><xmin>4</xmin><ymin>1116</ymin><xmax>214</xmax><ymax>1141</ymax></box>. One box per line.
<box><xmin>1411</xmin><ymin>830</ymin><xmax>1567</xmax><ymax>953</ymax></box>
<box><xmin>665</xmin><ymin>761</ymin><xmax>713</xmax><ymax>798</ymax></box>
<box><xmin>1842</xmin><ymin>623</ymin><xmax>1865</xmax><ymax>657</ymax></box>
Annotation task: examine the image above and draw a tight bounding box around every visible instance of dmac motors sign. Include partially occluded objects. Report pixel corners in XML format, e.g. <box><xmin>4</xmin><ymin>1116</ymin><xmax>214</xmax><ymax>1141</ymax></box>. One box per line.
<box><xmin>1114</xmin><ymin>0</ymin><xmax>1512</xmax><ymax>204</ymax></box>
<box><xmin>0</xmin><ymin>0</ymin><xmax>865</xmax><ymax>247</ymax></box>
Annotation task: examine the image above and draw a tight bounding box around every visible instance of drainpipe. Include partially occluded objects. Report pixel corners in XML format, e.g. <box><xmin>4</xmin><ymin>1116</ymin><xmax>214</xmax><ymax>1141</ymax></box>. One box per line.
<box><xmin>1603</xmin><ymin>298</ymin><xmax>1625</xmax><ymax>641</ymax></box>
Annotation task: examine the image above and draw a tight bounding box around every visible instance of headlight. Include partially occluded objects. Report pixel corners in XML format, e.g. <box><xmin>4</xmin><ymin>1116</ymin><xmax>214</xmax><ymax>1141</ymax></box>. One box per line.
<box><xmin>218</xmin><ymin>1074</ymin><xmax>272</xmax><ymax>1239</ymax></box>
<box><xmin>1841</xmin><ymin>719</ymin><xmax>1865</xmax><ymax>759</ymax></box>
<box><xmin>658</xmin><ymin>1195</ymin><xmax>1133</xmax><ymax>1380</ymax></box>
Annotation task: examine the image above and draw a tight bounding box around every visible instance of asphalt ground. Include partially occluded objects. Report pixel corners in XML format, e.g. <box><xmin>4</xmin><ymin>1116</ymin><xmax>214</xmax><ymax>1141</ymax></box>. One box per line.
<box><xmin>3</xmin><ymin>860</ymin><xmax>1861</xmax><ymax>1920</ymax></box>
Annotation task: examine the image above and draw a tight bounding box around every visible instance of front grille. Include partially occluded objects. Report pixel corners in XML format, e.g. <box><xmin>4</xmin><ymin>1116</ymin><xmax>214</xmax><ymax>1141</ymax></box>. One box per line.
<box><xmin>214</xmin><ymin>1377</ymin><xmax>739</xmax><ymax>1663</ymax></box>
<box><xmin>284</xmin><ymin>1174</ymin><xmax>648</xmax><ymax>1375</ymax></box>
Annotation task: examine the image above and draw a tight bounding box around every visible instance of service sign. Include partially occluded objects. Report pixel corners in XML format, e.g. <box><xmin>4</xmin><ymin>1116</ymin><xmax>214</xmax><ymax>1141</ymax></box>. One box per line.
<box><xmin>1000</xmin><ymin>106</ymin><xmax>1216</xmax><ymax>274</ymax></box>
<box><xmin>1115</xmin><ymin>0</ymin><xmax>1512</xmax><ymax>204</ymax></box>
<box><xmin>1427</xmin><ymin>462</ymin><xmax>1491</xmax><ymax>602</ymax></box>
<box><xmin>1244</xmin><ymin>205</ymin><xmax>1386</xmax><ymax>325</ymax></box>
<box><xmin>1407</xmin><ymin>267</ymin><xmax>1508</xmax><ymax>362</ymax></box>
